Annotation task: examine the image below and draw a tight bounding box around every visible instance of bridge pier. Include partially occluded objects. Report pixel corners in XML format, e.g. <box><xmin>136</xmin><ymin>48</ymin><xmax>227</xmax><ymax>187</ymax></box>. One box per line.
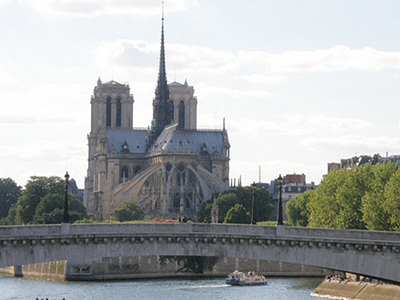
<box><xmin>13</xmin><ymin>265</ymin><xmax>23</xmax><ymax>277</ymax></box>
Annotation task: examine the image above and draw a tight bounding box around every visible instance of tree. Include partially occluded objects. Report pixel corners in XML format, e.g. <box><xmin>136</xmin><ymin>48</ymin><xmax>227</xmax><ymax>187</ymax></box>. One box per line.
<box><xmin>14</xmin><ymin>176</ymin><xmax>64</xmax><ymax>224</ymax></box>
<box><xmin>111</xmin><ymin>200</ymin><xmax>144</xmax><ymax>222</ymax></box>
<box><xmin>362</xmin><ymin>162</ymin><xmax>398</xmax><ymax>231</ymax></box>
<box><xmin>33</xmin><ymin>193</ymin><xmax>87</xmax><ymax>224</ymax></box>
<box><xmin>0</xmin><ymin>178</ymin><xmax>21</xmax><ymax>222</ymax></box>
<box><xmin>197</xmin><ymin>186</ymin><xmax>274</xmax><ymax>223</ymax></box>
<box><xmin>224</xmin><ymin>204</ymin><xmax>251</xmax><ymax>224</ymax></box>
<box><xmin>286</xmin><ymin>190</ymin><xmax>313</xmax><ymax>227</ymax></box>
<box><xmin>383</xmin><ymin>169</ymin><xmax>400</xmax><ymax>231</ymax></box>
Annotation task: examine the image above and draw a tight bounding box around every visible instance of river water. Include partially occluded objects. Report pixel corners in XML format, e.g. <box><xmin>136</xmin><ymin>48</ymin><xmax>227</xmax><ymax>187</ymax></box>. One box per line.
<box><xmin>0</xmin><ymin>275</ymin><xmax>325</xmax><ymax>300</ymax></box>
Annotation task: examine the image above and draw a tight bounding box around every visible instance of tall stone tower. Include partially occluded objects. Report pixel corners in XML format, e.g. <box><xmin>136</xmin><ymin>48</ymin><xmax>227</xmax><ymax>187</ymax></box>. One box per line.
<box><xmin>84</xmin><ymin>15</ymin><xmax>230</xmax><ymax>221</ymax></box>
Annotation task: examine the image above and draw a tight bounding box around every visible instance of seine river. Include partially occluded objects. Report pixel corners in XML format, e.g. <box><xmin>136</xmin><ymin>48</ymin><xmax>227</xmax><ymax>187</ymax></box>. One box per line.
<box><xmin>0</xmin><ymin>275</ymin><xmax>326</xmax><ymax>300</ymax></box>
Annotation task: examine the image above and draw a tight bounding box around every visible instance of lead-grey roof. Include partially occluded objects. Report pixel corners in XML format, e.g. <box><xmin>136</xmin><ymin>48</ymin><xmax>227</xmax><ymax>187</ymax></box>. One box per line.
<box><xmin>149</xmin><ymin>123</ymin><xmax>224</xmax><ymax>154</ymax></box>
<box><xmin>107</xmin><ymin>128</ymin><xmax>148</xmax><ymax>154</ymax></box>
<box><xmin>106</xmin><ymin>124</ymin><xmax>225</xmax><ymax>155</ymax></box>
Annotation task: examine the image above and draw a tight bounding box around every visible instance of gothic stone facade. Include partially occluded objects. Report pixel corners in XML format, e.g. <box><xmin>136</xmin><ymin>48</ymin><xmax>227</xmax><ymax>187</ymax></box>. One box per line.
<box><xmin>84</xmin><ymin>79</ymin><xmax>230</xmax><ymax>220</ymax></box>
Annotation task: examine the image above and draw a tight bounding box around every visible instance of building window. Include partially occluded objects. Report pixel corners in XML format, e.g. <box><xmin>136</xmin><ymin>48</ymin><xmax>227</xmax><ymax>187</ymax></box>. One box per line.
<box><xmin>178</xmin><ymin>101</ymin><xmax>185</xmax><ymax>129</ymax></box>
<box><xmin>121</xmin><ymin>166</ymin><xmax>129</xmax><ymax>182</ymax></box>
<box><xmin>106</xmin><ymin>97</ymin><xmax>112</xmax><ymax>127</ymax></box>
<box><xmin>116</xmin><ymin>98</ymin><xmax>122</xmax><ymax>127</ymax></box>
<box><xmin>169</xmin><ymin>100</ymin><xmax>174</xmax><ymax>123</ymax></box>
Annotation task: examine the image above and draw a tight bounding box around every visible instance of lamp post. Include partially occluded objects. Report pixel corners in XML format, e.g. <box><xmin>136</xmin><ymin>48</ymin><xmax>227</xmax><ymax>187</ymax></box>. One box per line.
<box><xmin>277</xmin><ymin>174</ymin><xmax>284</xmax><ymax>225</ymax></box>
<box><xmin>63</xmin><ymin>172</ymin><xmax>70</xmax><ymax>223</ymax></box>
<box><xmin>251</xmin><ymin>181</ymin><xmax>257</xmax><ymax>225</ymax></box>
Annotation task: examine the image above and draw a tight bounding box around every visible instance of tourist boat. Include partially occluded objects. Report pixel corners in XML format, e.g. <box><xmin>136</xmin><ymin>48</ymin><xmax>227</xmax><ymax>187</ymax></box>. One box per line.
<box><xmin>226</xmin><ymin>270</ymin><xmax>267</xmax><ymax>286</ymax></box>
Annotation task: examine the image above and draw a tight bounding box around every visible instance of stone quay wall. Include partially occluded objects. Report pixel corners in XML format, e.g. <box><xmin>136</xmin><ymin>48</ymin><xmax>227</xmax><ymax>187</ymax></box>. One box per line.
<box><xmin>0</xmin><ymin>256</ymin><xmax>329</xmax><ymax>281</ymax></box>
<box><xmin>313</xmin><ymin>278</ymin><xmax>400</xmax><ymax>300</ymax></box>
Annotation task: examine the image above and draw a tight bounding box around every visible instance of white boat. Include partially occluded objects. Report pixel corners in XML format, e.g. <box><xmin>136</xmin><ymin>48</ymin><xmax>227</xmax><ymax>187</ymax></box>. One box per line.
<box><xmin>225</xmin><ymin>270</ymin><xmax>267</xmax><ymax>286</ymax></box>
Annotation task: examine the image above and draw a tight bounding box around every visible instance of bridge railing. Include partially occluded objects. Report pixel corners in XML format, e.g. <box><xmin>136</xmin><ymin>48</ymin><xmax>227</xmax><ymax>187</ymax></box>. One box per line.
<box><xmin>0</xmin><ymin>223</ymin><xmax>277</xmax><ymax>237</ymax></box>
<box><xmin>1</xmin><ymin>223</ymin><xmax>400</xmax><ymax>244</ymax></box>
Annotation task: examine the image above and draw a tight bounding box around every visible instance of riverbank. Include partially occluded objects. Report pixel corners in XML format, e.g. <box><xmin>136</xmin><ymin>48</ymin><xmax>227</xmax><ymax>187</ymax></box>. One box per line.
<box><xmin>0</xmin><ymin>256</ymin><xmax>329</xmax><ymax>281</ymax></box>
<box><xmin>312</xmin><ymin>278</ymin><xmax>400</xmax><ymax>300</ymax></box>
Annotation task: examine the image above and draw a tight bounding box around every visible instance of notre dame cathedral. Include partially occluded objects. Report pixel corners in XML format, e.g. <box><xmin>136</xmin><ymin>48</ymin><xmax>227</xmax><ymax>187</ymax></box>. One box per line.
<box><xmin>83</xmin><ymin>17</ymin><xmax>230</xmax><ymax>221</ymax></box>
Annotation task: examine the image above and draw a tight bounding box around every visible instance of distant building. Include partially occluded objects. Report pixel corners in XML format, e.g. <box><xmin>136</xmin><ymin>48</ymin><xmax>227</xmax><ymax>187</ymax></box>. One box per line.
<box><xmin>68</xmin><ymin>179</ymin><xmax>84</xmax><ymax>203</ymax></box>
<box><xmin>268</xmin><ymin>174</ymin><xmax>317</xmax><ymax>221</ymax></box>
<box><xmin>327</xmin><ymin>153</ymin><xmax>400</xmax><ymax>175</ymax></box>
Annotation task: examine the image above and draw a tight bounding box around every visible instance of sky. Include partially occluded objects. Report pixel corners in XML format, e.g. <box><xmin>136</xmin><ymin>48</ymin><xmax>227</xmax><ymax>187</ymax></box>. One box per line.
<box><xmin>1</xmin><ymin>0</ymin><xmax>400</xmax><ymax>189</ymax></box>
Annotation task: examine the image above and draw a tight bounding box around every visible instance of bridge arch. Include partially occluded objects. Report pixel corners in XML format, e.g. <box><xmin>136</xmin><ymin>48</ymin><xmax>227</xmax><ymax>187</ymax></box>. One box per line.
<box><xmin>1</xmin><ymin>223</ymin><xmax>400</xmax><ymax>283</ymax></box>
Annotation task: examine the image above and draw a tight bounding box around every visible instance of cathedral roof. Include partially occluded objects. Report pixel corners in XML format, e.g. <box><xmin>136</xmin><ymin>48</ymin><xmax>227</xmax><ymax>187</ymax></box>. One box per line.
<box><xmin>103</xmin><ymin>80</ymin><xmax>125</xmax><ymax>86</ymax></box>
<box><xmin>107</xmin><ymin>128</ymin><xmax>148</xmax><ymax>154</ymax></box>
<box><xmin>149</xmin><ymin>123</ymin><xmax>225</xmax><ymax>154</ymax></box>
<box><xmin>169</xmin><ymin>81</ymin><xmax>184</xmax><ymax>86</ymax></box>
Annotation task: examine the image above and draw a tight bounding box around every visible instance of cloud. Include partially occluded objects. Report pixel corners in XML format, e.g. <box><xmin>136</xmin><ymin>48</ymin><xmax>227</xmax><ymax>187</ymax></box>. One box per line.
<box><xmin>94</xmin><ymin>39</ymin><xmax>238</xmax><ymax>74</ymax></box>
<box><xmin>308</xmin><ymin>116</ymin><xmax>371</xmax><ymax>131</ymax></box>
<box><xmin>94</xmin><ymin>41</ymin><xmax>400</xmax><ymax>84</ymax></box>
<box><xmin>239</xmin><ymin>74</ymin><xmax>287</xmax><ymax>85</ymax></box>
<box><xmin>305</xmin><ymin>135</ymin><xmax>400</xmax><ymax>151</ymax></box>
<box><xmin>240</xmin><ymin>45</ymin><xmax>400</xmax><ymax>73</ymax></box>
<box><xmin>24</xmin><ymin>0</ymin><xmax>196</xmax><ymax>17</ymax></box>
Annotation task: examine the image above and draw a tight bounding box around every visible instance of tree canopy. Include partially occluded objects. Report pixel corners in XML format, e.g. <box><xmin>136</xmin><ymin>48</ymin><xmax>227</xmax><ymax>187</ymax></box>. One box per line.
<box><xmin>197</xmin><ymin>186</ymin><xmax>274</xmax><ymax>223</ymax></box>
<box><xmin>33</xmin><ymin>193</ymin><xmax>87</xmax><ymax>224</ymax></box>
<box><xmin>14</xmin><ymin>176</ymin><xmax>65</xmax><ymax>224</ymax></box>
<box><xmin>5</xmin><ymin>176</ymin><xmax>87</xmax><ymax>225</ymax></box>
<box><xmin>0</xmin><ymin>178</ymin><xmax>21</xmax><ymax>222</ymax></box>
<box><xmin>287</xmin><ymin>162</ymin><xmax>400</xmax><ymax>231</ymax></box>
<box><xmin>111</xmin><ymin>200</ymin><xmax>145</xmax><ymax>222</ymax></box>
<box><xmin>224</xmin><ymin>204</ymin><xmax>251</xmax><ymax>224</ymax></box>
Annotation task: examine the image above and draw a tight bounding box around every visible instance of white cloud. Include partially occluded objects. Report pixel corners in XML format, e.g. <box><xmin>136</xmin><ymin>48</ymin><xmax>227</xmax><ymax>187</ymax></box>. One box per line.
<box><xmin>305</xmin><ymin>135</ymin><xmax>400</xmax><ymax>151</ymax></box>
<box><xmin>95</xmin><ymin>41</ymin><xmax>400</xmax><ymax>82</ymax></box>
<box><xmin>239</xmin><ymin>45</ymin><xmax>400</xmax><ymax>74</ymax></box>
<box><xmin>308</xmin><ymin>116</ymin><xmax>371</xmax><ymax>131</ymax></box>
<box><xmin>239</xmin><ymin>74</ymin><xmax>287</xmax><ymax>85</ymax></box>
<box><xmin>24</xmin><ymin>0</ymin><xmax>197</xmax><ymax>17</ymax></box>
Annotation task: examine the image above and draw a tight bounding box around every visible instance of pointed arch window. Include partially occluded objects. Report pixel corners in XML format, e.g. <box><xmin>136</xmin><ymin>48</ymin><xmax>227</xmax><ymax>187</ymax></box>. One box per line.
<box><xmin>178</xmin><ymin>100</ymin><xmax>185</xmax><ymax>129</ymax></box>
<box><xmin>121</xmin><ymin>166</ymin><xmax>129</xmax><ymax>182</ymax></box>
<box><xmin>106</xmin><ymin>97</ymin><xmax>112</xmax><ymax>127</ymax></box>
<box><xmin>116</xmin><ymin>97</ymin><xmax>122</xmax><ymax>127</ymax></box>
<box><xmin>169</xmin><ymin>100</ymin><xmax>174</xmax><ymax>124</ymax></box>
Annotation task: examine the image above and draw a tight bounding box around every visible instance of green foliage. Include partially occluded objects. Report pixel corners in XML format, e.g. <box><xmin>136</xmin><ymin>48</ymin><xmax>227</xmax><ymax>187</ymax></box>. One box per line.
<box><xmin>111</xmin><ymin>200</ymin><xmax>144</xmax><ymax>222</ymax></box>
<box><xmin>14</xmin><ymin>176</ymin><xmax>64</xmax><ymax>224</ymax></box>
<box><xmin>197</xmin><ymin>186</ymin><xmax>274</xmax><ymax>223</ymax></box>
<box><xmin>33</xmin><ymin>193</ymin><xmax>87</xmax><ymax>224</ymax></box>
<box><xmin>74</xmin><ymin>218</ymin><xmax>96</xmax><ymax>223</ymax></box>
<box><xmin>382</xmin><ymin>169</ymin><xmax>400</xmax><ymax>230</ymax></box>
<box><xmin>361</xmin><ymin>162</ymin><xmax>398</xmax><ymax>230</ymax></box>
<box><xmin>306</xmin><ymin>162</ymin><xmax>400</xmax><ymax>231</ymax></box>
<box><xmin>0</xmin><ymin>178</ymin><xmax>21</xmax><ymax>221</ymax></box>
<box><xmin>224</xmin><ymin>204</ymin><xmax>251</xmax><ymax>224</ymax></box>
<box><xmin>286</xmin><ymin>190</ymin><xmax>313</xmax><ymax>227</ymax></box>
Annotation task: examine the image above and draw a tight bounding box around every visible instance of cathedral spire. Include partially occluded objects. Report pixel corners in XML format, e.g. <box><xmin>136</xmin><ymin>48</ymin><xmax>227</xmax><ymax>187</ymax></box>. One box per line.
<box><xmin>148</xmin><ymin>3</ymin><xmax>172</xmax><ymax>149</ymax></box>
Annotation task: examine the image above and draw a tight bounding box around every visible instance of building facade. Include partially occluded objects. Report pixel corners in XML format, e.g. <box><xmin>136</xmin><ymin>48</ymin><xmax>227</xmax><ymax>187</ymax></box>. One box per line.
<box><xmin>268</xmin><ymin>174</ymin><xmax>317</xmax><ymax>221</ymax></box>
<box><xmin>84</xmin><ymin>18</ymin><xmax>230</xmax><ymax>221</ymax></box>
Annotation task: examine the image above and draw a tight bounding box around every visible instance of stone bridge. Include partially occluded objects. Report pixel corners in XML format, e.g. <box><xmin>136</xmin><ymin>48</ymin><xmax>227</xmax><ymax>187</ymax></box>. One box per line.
<box><xmin>1</xmin><ymin>223</ymin><xmax>400</xmax><ymax>283</ymax></box>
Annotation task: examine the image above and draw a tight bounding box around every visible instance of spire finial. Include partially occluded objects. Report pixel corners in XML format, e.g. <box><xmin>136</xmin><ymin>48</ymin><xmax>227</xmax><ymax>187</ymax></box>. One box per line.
<box><xmin>162</xmin><ymin>1</ymin><xmax>164</xmax><ymax>21</ymax></box>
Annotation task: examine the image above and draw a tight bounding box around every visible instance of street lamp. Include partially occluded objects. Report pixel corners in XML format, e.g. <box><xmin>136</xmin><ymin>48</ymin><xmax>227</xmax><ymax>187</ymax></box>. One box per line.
<box><xmin>64</xmin><ymin>172</ymin><xmax>70</xmax><ymax>223</ymax></box>
<box><xmin>251</xmin><ymin>181</ymin><xmax>257</xmax><ymax>225</ymax></box>
<box><xmin>277</xmin><ymin>174</ymin><xmax>284</xmax><ymax>225</ymax></box>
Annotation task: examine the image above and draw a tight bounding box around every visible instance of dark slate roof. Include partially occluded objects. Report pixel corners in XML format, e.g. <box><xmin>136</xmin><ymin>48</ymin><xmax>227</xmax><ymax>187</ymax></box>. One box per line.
<box><xmin>149</xmin><ymin>123</ymin><xmax>224</xmax><ymax>154</ymax></box>
<box><xmin>107</xmin><ymin>128</ymin><xmax>148</xmax><ymax>154</ymax></box>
